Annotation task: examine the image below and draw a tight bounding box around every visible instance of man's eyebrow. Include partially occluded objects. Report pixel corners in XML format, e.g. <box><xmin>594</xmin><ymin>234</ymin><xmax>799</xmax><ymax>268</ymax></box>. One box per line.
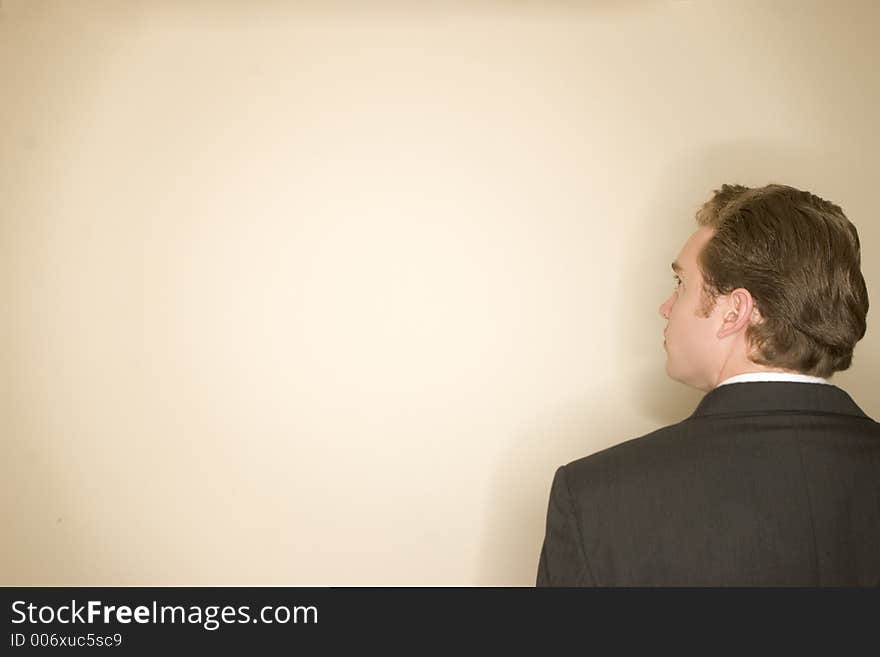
<box><xmin>671</xmin><ymin>261</ymin><xmax>683</xmax><ymax>274</ymax></box>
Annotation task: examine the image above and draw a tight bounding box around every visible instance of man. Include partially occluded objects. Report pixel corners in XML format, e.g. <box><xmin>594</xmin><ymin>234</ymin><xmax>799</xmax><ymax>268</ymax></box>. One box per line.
<box><xmin>536</xmin><ymin>183</ymin><xmax>880</xmax><ymax>586</ymax></box>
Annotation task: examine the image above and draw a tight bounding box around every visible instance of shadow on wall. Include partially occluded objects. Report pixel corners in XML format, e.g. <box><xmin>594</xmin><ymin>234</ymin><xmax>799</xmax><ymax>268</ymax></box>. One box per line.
<box><xmin>473</xmin><ymin>139</ymin><xmax>876</xmax><ymax>585</ymax></box>
<box><xmin>473</xmin><ymin>397</ymin><xmax>628</xmax><ymax>586</ymax></box>
<box><xmin>0</xmin><ymin>429</ymin><xmax>93</xmax><ymax>585</ymax></box>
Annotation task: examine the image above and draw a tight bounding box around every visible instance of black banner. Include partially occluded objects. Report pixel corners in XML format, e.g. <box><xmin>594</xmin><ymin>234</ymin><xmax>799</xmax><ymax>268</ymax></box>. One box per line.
<box><xmin>2</xmin><ymin>587</ymin><xmax>876</xmax><ymax>651</ymax></box>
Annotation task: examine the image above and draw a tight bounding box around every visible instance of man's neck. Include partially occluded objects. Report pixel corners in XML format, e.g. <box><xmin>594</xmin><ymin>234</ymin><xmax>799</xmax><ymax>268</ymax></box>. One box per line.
<box><xmin>712</xmin><ymin>359</ymin><xmax>807</xmax><ymax>389</ymax></box>
<box><xmin>715</xmin><ymin>371</ymin><xmax>831</xmax><ymax>388</ymax></box>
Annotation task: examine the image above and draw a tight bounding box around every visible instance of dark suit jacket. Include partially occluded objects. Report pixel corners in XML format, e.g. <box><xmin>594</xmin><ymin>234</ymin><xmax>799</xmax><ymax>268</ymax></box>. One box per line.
<box><xmin>536</xmin><ymin>382</ymin><xmax>880</xmax><ymax>586</ymax></box>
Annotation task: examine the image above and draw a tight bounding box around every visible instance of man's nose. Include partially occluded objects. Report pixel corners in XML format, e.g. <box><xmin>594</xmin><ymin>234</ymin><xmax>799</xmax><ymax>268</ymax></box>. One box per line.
<box><xmin>659</xmin><ymin>295</ymin><xmax>673</xmax><ymax>319</ymax></box>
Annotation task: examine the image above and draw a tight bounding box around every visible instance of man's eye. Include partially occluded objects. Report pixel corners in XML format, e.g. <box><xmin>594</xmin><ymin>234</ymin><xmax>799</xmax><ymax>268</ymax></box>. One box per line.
<box><xmin>673</xmin><ymin>275</ymin><xmax>682</xmax><ymax>289</ymax></box>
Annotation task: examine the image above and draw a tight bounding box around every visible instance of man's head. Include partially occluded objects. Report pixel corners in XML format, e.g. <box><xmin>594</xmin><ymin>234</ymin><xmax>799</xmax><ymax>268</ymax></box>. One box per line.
<box><xmin>659</xmin><ymin>183</ymin><xmax>869</xmax><ymax>391</ymax></box>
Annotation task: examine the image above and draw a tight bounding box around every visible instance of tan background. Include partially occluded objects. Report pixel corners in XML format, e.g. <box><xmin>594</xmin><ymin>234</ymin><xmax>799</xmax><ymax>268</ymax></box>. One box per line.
<box><xmin>2</xmin><ymin>0</ymin><xmax>878</xmax><ymax>585</ymax></box>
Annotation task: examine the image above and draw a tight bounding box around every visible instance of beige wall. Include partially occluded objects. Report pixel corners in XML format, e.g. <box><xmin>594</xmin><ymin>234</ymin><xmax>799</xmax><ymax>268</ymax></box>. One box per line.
<box><xmin>2</xmin><ymin>0</ymin><xmax>878</xmax><ymax>585</ymax></box>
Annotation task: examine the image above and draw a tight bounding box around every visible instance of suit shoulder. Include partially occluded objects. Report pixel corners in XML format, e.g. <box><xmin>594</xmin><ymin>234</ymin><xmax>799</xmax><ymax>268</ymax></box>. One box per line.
<box><xmin>561</xmin><ymin>418</ymin><xmax>699</xmax><ymax>486</ymax></box>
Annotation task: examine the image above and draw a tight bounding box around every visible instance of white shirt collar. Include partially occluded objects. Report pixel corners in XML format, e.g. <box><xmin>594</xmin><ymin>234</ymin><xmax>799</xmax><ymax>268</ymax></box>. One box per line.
<box><xmin>716</xmin><ymin>372</ymin><xmax>831</xmax><ymax>388</ymax></box>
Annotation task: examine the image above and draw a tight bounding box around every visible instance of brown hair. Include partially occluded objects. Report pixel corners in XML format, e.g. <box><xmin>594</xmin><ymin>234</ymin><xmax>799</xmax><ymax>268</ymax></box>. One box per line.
<box><xmin>694</xmin><ymin>183</ymin><xmax>869</xmax><ymax>377</ymax></box>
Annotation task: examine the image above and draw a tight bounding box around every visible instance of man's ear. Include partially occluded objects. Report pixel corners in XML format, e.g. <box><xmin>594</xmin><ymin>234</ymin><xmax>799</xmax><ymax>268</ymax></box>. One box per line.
<box><xmin>717</xmin><ymin>288</ymin><xmax>756</xmax><ymax>339</ymax></box>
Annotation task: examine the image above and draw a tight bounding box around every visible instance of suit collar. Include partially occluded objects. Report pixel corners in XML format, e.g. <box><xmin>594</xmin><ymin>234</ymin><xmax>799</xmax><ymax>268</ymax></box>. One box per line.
<box><xmin>690</xmin><ymin>382</ymin><xmax>870</xmax><ymax>419</ymax></box>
